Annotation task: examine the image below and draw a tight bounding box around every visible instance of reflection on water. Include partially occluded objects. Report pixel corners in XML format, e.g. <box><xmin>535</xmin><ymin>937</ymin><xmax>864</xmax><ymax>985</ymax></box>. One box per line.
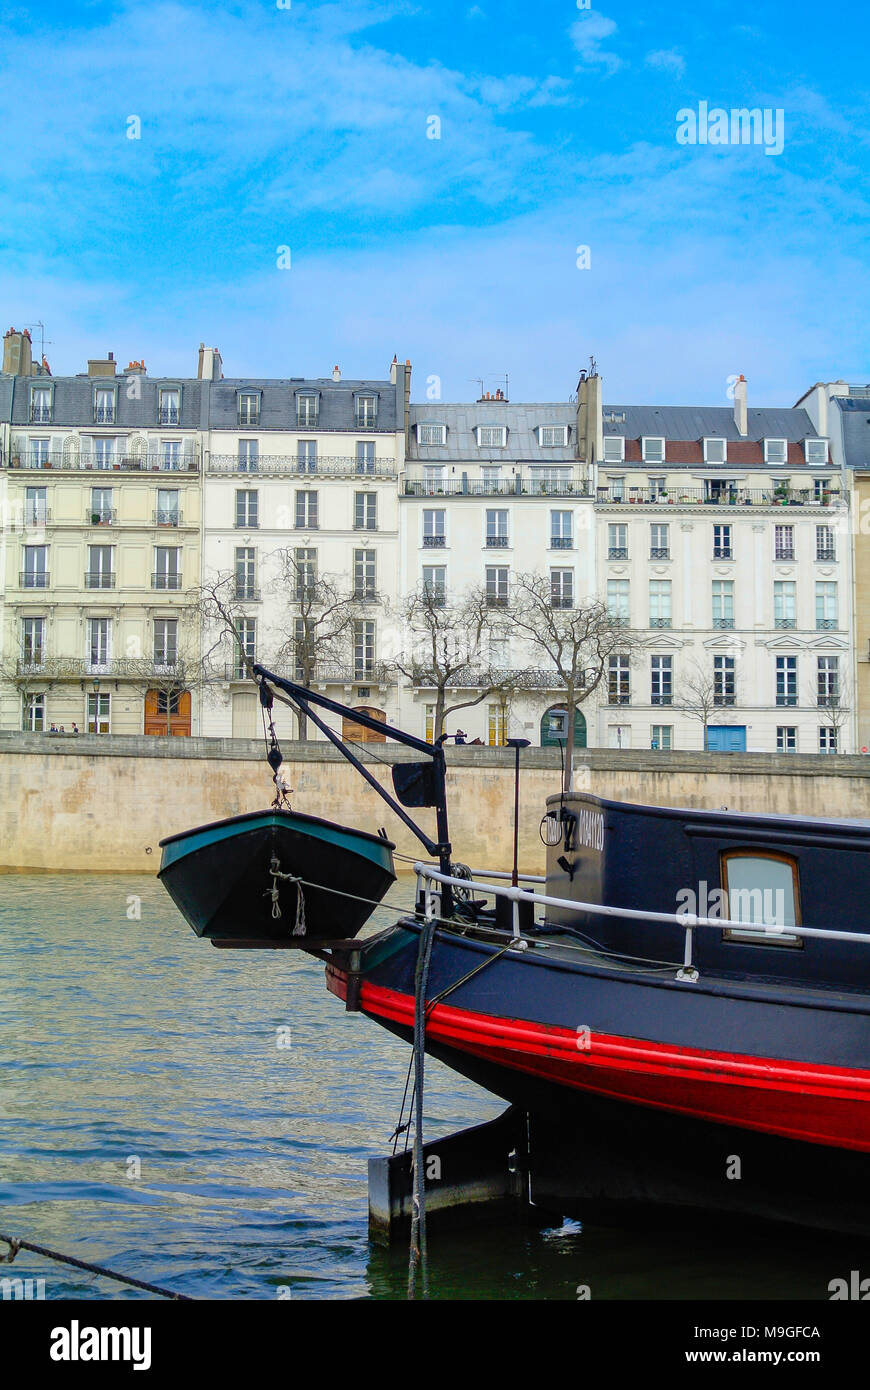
<box><xmin>0</xmin><ymin>874</ymin><xmax>864</xmax><ymax>1299</ymax></box>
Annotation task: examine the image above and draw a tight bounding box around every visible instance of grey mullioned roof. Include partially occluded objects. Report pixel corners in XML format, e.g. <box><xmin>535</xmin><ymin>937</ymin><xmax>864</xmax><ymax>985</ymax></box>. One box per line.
<box><xmin>5</xmin><ymin>373</ymin><xmax>207</xmax><ymax>431</ymax></box>
<box><xmin>209</xmin><ymin>377</ymin><xmax>398</xmax><ymax>432</ymax></box>
<box><xmin>834</xmin><ymin>396</ymin><xmax>870</xmax><ymax>468</ymax></box>
<box><xmin>601</xmin><ymin>404</ymin><xmax>819</xmax><ymax>441</ymax></box>
<box><xmin>408</xmin><ymin>403</ymin><xmax>577</xmax><ymax>462</ymax></box>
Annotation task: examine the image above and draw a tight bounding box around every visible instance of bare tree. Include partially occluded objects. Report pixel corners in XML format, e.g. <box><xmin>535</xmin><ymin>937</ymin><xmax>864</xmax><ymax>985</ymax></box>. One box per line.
<box><xmin>0</xmin><ymin>653</ymin><xmax>56</xmax><ymax>729</ymax></box>
<box><xmin>678</xmin><ymin>656</ymin><xmax>738</xmax><ymax>751</ymax></box>
<box><xmin>809</xmin><ymin>667</ymin><xmax>851</xmax><ymax>753</ymax></box>
<box><xmin>391</xmin><ymin>583</ymin><xmax>524</xmax><ymax>741</ymax></box>
<box><xmin>509</xmin><ymin>573</ymin><xmax>640</xmax><ymax>790</ymax></box>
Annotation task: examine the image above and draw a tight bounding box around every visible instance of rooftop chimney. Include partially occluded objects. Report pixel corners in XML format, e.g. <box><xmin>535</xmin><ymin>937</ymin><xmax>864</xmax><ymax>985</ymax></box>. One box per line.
<box><xmin>3</xmin><ymin>327</ymin><xmax>33</xmax><ymax>376</ymax></box>
<box><xmin>333</xmin><ymin>365</ymin><xmax>341</xmax><ymax>382</ymax></box>
<box><xmin>576</xmin><ymin>366</ymin><xmax>603</xmax><ymax>467</ymax></box>
<box><xmin>733</xmin><ymin>374</ymin><xmax>747</xmax><ymax>436</ymax></box>
<box><xmin>125</xmin><ymin>360</ymin><xmax>146</xmax><ymax>374</ymax></box>
<box><xmin>389</xmin><ymin>354</ymin><xmax>398</xmax><ymax>384</ymax></box>
<box><xmin>197</xmin><ymin>345</ymin><xmax>222</xmax><ymax>381</ymax></box>
<box><xmin>88</xmin><ymin>351</ymin><xmax>117</xmax><ymax>377</ymax></box>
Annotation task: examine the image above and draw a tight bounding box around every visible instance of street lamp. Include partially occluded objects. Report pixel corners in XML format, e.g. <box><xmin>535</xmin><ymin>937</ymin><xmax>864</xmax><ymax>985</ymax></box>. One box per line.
<box><xmin>92</xmin><ymin>676</ymin><xmax>101</xmax><ymax>734</ymax></box>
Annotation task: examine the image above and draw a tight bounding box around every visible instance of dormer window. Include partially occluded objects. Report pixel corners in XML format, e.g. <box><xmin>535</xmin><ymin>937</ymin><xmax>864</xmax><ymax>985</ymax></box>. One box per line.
<box><xmin>805</xmin><ymin>438</ymin><xmax>829</xmax><ymax>465</ymax></box>
<box><xmin>94</xmin><ymin>387</ymin><xmax>115</xmax><ymax>425</ymax></box>
<box><xmin>296</xmin><ymin>392</ymin><xmax>319</xmax><ymax>427</ymax></box>
<box><xmin>764</xmin><ymin>438</ymin><xmax>788</xmax><ymax>464</ymax></box>
<box><xmin>642</xmin><ymin>436</ymin><xmax>665</xmax><ymax>463</ymax></box>
<box><xmin>538</xmin><ymin>425</ymin><xmax>568</xmax><ymax>447</ymax></box>
<box><xmin>238</xmin><ymin>391</ymin><xmax>260</xmax><ymax>427</ymax></box>
<box><xmin>603</xmin><ymin>436</ymin><xmax>624</xmax><ymax>463</ymax></box>
<box><xmin>703</xmin><ymin>437</ymin><xmax>727</xmax><ymax>463</ymax></box>
<box><xmin>476</xmin><ymin>425</ymin><xmax>507</xmax><ymax>448</ymax></box>
<box><xmin>355</xmin><ymin>394</ymin><xmax>377</xmax><ymax>427</ymax></box>
<box><xmin>159</xmin><ymin>388</ymin><xmax>181</xmax><ymax>426</ymax></box>
<box><xmin>30</xmin><ymin>386</ymin><xmax>52</xmax><ymax>424</ymax></box>
<box><xmin>417</xmin><ymin>422</ymin><xmax>446</xmax><ymax>446</ymax></box>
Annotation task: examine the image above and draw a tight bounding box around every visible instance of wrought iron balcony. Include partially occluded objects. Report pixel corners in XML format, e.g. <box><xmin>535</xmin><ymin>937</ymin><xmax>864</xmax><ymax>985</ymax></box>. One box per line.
<box><xmin>30</xmin><ymin>406</ymin><xmax>52</xmax><ymax>423</ymax></box>
<box><xmin>94</xmin><ymin>406</ymin><xmax>116</xmax><ymax>424</ymax></box>
<box><xmin>16</xmin><ymin>657</ymin><xmax>184</xmax><ymax>680</ymax></box>
<box><xmin>404</xmin><ymin>477</ymin><xmax>590</xmax><ymax>498</ymax></box>
<box><xmin>153</xmin><ymin>509</ymin><xmax>183</xmax><ymax>526</ymax></box>
<box><xmin>775</xmin><ymin>618</ymin><xmax>796</xmax><ymax>629</ymax></box>
<box><xmin>776</xmin><ymin>695</ymin><xmax>798</xmax><ymax>706</ymax></box>
<box><xmin>816</xmin><ymin>548</ymin><xmax>837</xmax><ymax>561</ymax></box>
<box><xmin>159</xmin><ymin>407</ymin><xmax>181</xmax><ymax>425</ymax></box>
<box><xmin>233</xmin><ymin>584</ymin><xmax>260</xmax><ymax>602</ymax></box>
<box><xmin>422</xmin><ymin>535</ymin><xmax>446</xmax><ymax>548</ymax></box>
<box><xmin>19</xmin><ymin>571</ymin><xmax>48</xmax><ymax>588</ymax></box>
<box><xmin>712</xmin><ymin>547</ymin><xmax>733</xmax><ymax>560</ymax></box>
<box><xmin>596</xmin><ymin>487</ymin><xmax>843</xmax><ymax>509</ymax></box>
<box><xmin>714</xmin><ymin>695</ymin><xmax>736</xmax><ymax>706</ymax></box>
<box><xmin>608</xmin><ymin>547</ymin><xmax>628</xmax><ymax>560</ymax></box>
<box><xmin>485</xmin><ymin>535</ymin><xmax>509</xmax><ymax>548</ymax></box>
<box><xmin>295</xmin><ymin>414</ymin><xmax>319</xmax><ymax>429</ymax></box>
<box><xmin>650</xmin><ymin>547</ymin><xmax>670</xmax><ymax>559</ymax></box>
<box><xmin>8</xmin><ymin>451</ymin><xmax>199</xmax><ymax>472</ymax></box>
<box><xmin>816</xmin><ymin>618</ymin><xmax>838</xmax><ymax>630</ymax></box>
<box><xmin>88</xmin><ymin>509</ymin><xmax>117</xmax><ymax>525</ymax></box>
<box><xmin>208</xmin><ymin>454</ymin><xmax>396</xmax><ymax>477</ymax></box>
<box><xmin>485</xmin><ymin>594</ymin><xmax>508</xmax><ymax>607</ymax></box>
<box><xmin>238</xmin><ymin>413</ymin><xmax>260</xmax><ymax>428</ymax></box>
<box><xmin>551</xmin><ymin>536</ymin><xmax>573</xmax><ymax>549</ymax></box>
<box><xmin>775</xmin><ymin>550</ymin><xmax>796</xmax><ymax>562</ymax></box>
<box><xmin>608</xmin><ymin>693</ymin><xmax>631</xmax><ymax>705</ymax></box>
<box><xmin>712</xmin><ymin>618</ymin><xmax>735</xmax><ymax>629</ymax></box>
<box><xmin>550</xmin><ymin>596</ymin><xmax>574</xmax><ymax>609</ymax></box>
<box><xmin>651</xmin><ymin>694</ymin><xmax>673</xmax><ymax>705</ymax></box>
<box><xmin>85</xmin><ymin>571</ymin><xmax>115</xmax><ymax>589</ymax></box>
<box><xmin>152</xmin><ymin>573</ymin><xmax>183</xmax><ymax>590</ymax></box>
<box><xmin>22</xmin><ymin>508</ymin><xmax>51</xmax><ymax>526</ymax></box>
<box><xmin>649</xmin><ymin>617</ymin><xmax>672</xmax><ymax>628</ymax></box>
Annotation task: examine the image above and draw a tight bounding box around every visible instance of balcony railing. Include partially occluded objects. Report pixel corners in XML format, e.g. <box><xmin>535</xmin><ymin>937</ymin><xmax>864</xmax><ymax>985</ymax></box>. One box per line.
<box><xmin>596</xmin><ymin>487</ymin><xmax>843</xmax><ymax>508</ymax></box>
<box><xmin>775</xmin><ymin>617</ymin><xmax>796</xmax><ymax>628</ymax></box>
<box><xmin>233</xmin><ymin>584</ymin><xmax>260</xmax><ymax>602</ymax></box>
<box><xmin>485</xmin><ymin>535</ymin><xmax>509</xmax><ymax>548</ymax></box>
<box><xmin>551</xmin><ymin>537</ymin><xmax>573</xmax><ymax>549</ymax></box>
<box><xmin>8</xmin><ymin>451</ymin><xmax>199</xmax><ymax>472</ymax></box>
<box><xmin>651</xmin><ymin>694</ymin><xmax>673</xmax><ymax>705</ymax></box>
<box><xmin>816</xmin><ymin>549</ymin><xmax>837</xmax><ymax>561</ymax></box>
<box><xmin>153</xmin><ymin>509</ymin><xmax>183</xmax><ymax>525</ymax></box>
<box><xmin>20</xmin><ymin>571</ymin><xmax>48</xmax><ymax>588</ymax></box>
<box><xmin>159</xmin><ymin>407</ymin><xmax>181</xmax><ymax>425</ymax></box>
<box><xmin>85</xmin><ymin>571</ymin><xmax>115</xmax><ymax>589</ymax></box>
<box><xmin>775</xmin><ymin>549</ymin><xmax>796</xmax><ymax>562</ymax></box>
<box><xmin>153</xmin><ymin>573</ymin><xmax>183</xmax><ymax>590</ymax></box>
<box><xmin>712</xmin><ymin>547</ymin><xmax>733</xmax><ymax>560</ymax></box>
<box><xmin>712</xmin><ymin>617</ymin><xmax>735</xmax><ymax>629</ymax></box>
<box><xmin>22</xmin><ymin>508</ymin><xmax>51</xmax><ymax>526</ymax></box>
<box><xmin>422</xmin><ymin>535</ymin><xmax>446</xmax><ymax>548</ymax></box>
<box><xmin>16</xmin><ymin>657</ymin><xmax>187</xmax><ymax>680</ymax></box>
<box><xmin>405</xmin><ymin>478</ymin><xmax>591</xmax><ymax>498</ymax></box>
<box><xmin>776</xmin><ymin>695</ymin><xmax>798</xmax><ymax>706</ymax></box>
<box><xmin>208</xmin><ymin>454</ymin><xmax>396</xmax><ymax>477</ymax></box>
<box><xmin>87</xmin><ymin>509</ymin><xmax>117</xmax><ymax>525</ymax></box>
<box><xmin>817</xmin><ymin>618</ymin><xmax>838</xmax><ymax>630</ymax></box>
<box><xmin>30</xmin><ymin>406</ymin><xmax>52</xmax><ymax>423</ymax></box>
<box><xmin>608</xmin><ymin>547</ymin><xmax>628</xmax><ymax>560</ymax></box>
<box><xmin>608</xmin><ymin>693</ymin><xmax>631</xmax><ymax>705</ymax></box>
<box><xmin>485</xmin><ymin>594</ymin><xmax>508</xmax><ymax>607</ymax></box>
<box><xmin>649</xmin><ymin>617</ymin><xmax>671</xmax><ymax>628</ymax></box>
<box><xmin>551</xmin><ymin>596</ymin><xmax>574</xmax><ymax>609</ymax></box>
<box><xmin>94</xmin><ymin>406</ymin><xmax>115</xmax><ymax>424</ymax></box>
<box><xmin>649</xmin><ymin>548</ymin><xmax>670</xmax><ymax>560</ymax></box>
<box><xmin>714</xmin><ymin>695</ymin><xmax>736</xmax><ymax>706</ymax></box>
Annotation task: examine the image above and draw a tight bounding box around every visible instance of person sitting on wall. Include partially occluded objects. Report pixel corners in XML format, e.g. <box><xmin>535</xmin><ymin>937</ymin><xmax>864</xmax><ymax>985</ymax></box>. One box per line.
<box><xmin>59</xmin><ymin>725</ymin><xmax>65</xmax><ymax>734</ymax></box>
<box><xmin>49</xmin><ymin>723</ymin><xmax>57</xmax><ymax>733</ymax></box>
<box><xmin>71</xmin><ymin>723</ymin><xmax>79</xmax><ymax>734</ymax></box>
<box><xmin>454</xmin><ymin>729</ymin><xmax>467</xmax><ymax>744</ymax></box>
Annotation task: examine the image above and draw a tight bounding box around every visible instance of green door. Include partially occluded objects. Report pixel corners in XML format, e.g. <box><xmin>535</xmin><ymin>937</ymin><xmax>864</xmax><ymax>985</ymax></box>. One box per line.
<box><xmin>540</xmin><ymin>705</ymin><xmax>587</xmax><ymax>748</ymax></box>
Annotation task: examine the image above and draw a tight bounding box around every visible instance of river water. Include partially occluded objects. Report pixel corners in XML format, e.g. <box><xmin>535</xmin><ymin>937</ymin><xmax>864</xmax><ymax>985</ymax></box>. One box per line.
<box><xmin>0</xmin><ymin>872</ymin><xmax>862</xmax><ymax>1300</ymax></box>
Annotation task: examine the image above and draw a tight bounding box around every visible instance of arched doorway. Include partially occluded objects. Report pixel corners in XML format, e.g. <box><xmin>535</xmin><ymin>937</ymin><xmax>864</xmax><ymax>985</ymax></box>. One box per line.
<box><xmin>145</xmin><ymin>688</ymin><xmax>192</xmax><ymax>736</ymax></box>
<box><xmin>342</xmin><ymin>705</ymin><xmax>387</xmax><ymax>743</ymax></box>
<box><xmin>540</xmin><ymin>703</ymin><xmax>586</xmax><ymax>748</ymax></box>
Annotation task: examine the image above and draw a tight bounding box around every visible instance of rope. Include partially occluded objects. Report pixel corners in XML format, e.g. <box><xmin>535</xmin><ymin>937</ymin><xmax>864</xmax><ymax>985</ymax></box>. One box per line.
<box><xmin>266</xmin><ymin>855</ymin><xmax>306</xmax><ymax>935</ymax></box>
<box><xmin>0</xmin><ymin>1231</ymin><xmax>192</xmax><ymax>1300</ymax></box>
<box><xmin>407</xmin><ymin>916</ymin><xmax>436</xmax><ymax>1302</ymax></box>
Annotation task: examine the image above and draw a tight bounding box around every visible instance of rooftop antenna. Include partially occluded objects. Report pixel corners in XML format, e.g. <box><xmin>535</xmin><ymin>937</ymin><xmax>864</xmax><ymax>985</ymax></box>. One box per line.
<box><xmin>24</xmin><ymin>320</ymin><xmax>52</xmax><ymax>363</ymax></box>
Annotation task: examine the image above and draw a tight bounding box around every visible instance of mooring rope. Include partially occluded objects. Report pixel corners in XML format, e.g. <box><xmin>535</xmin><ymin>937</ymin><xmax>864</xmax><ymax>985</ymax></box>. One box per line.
<box><xmin>0</xmin><ymin>1231</ymin><xmax>192</xmax><ymax>1300</ymax></box>
<box><xmin>407</xmin><ymin>916</ymin><xmax>437</xmax><ymax>1302</ymax></box>
<box><xmin>266</xmin><ymin>855</ymin><xmax>307</xmax><ymax>935</ymax></box>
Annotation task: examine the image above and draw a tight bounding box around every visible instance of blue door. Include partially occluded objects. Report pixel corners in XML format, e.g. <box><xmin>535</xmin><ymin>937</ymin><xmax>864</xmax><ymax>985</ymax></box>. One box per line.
<box><xmin>706</xmin><ymin>725</ymin><xmax>746</xmax><ymax>751</ymax></box>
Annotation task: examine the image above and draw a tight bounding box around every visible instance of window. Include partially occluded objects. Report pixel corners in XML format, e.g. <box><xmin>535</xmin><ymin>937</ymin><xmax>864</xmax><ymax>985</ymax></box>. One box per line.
<box><xmin>813</xmin><ymin>477</ymin><xmax>831</xmax><ymax>503</ymax></box>
<box><xmin>607</xmin><ymin>579</ymin><xmax>629</xmax><ymax>621</ymax></box>
<box><xmin>355</xmin><ymin>395</ymin><xmax>377</xmax><ymax>427</ymax></box>
<box><xmin>774</xmin><ymin>525</ymin><xmax>794</xmax><ymax>561</ymax></box>
<box><xmin>712</xmin><ymin>580</ymin><xmax>734</xmax><ymax>629</ymax></box>
<box><xmin>86</xmin><ymin>544</ymin><xmax>114</xmax><ymax>589</ymax></box>
<box><xmin>485</xmin><ymin>509</ymin><xmax>509</xmax><ymax>548</ymax></box>
<box><xmin>819</xmin><ymin>726</ymin><xmax>838</xmax><ymax>754</ymax></box>
<box><xmin>649</xmin><ymin>476</ymin><xmax>667</xmax><ymax>499</ymax></box>
<box><xmin>721</xmin><ymin>851</ymin><xmax>801</xmax><ymax>946</ymax></box>
<box><xmin>539</xmin><ymin>425</ymin><xmax>568</xmax><ymax>447</ymax></box>
<box><xmin>551</xmin><ymin>510</ymin><xmax>573</xmax><ymax>549</ymax></box>
<box><xmin>295</xmin><ymin>491</ymin><xmax>318</xmax><ymax>529</ymax></box>
<box><xmin>477</xmin><ymin>425</ymin><xmax>507</xmax><ymax>448</ymax></box>
<box><xmin>550</xmin><ymin>569</ymin><xmax>574</xmax><ymax>608</ymax></box>
<box><xmin>805</xmin><ymin>439</ymin><xmax>829</xmax><ymax>465</ymax></box>
<box><xmin>608</xmin><ymin>724</ymin><xmax>631</xmax><ymax>748</ymax></box>
<box><xmin>776</xmin><ymin>655</ymin><xmax>797</xmax><ymax>706</ymax></box>
<box><xmin>609</xmin><ymin>476</ymin><xmax>625</xmax><ymax>501</ymax></box>
<box><xmin>22</xmin><ymin>692</ymin><xmax>45</xmax><ymax>732</ymax></box>
<box><xmin>297</xmin><ymin>440</ymin><xmax>317</xmax><ymax>473</ymax></box>
<box><xmin>422</xmin><ymin>566</ymin><xmax>446</xmax><ymax>606</ymax></box>
<box><xmin>423</xmin><ymin>509</ymin><xmax>446</xmax><ymax>547</ymax></box>
<box><xmin>354</xmin><ymin>549</ymin><xmax>376</xmax><ymax>600</ymax></box>
<box><xmin>773</xmin><ymin>581</ymin><xmax>796</xmax><ymax>629</ymax></box>
<box><xmin>816</xmin><ymin>581</ymin><xmax>838</xmax><ymax>630</ymax></box>
<box><xmin>21</xmin><ymin>616</ymin><xmax>45</xmax><ymax>666</ymax></box>
<box><xmin>529</xmin><ymin>466</ymin><xmax>571</xmax><ymax>495</ymax></box>
<box><xmin>26</xmin><ymin>486</ymin><xmax>48</xmax><ymax>524</ymax></box>
<box><xmin>481</xmin><ymin>465</ymin><xmax>502</xmax><ymax>487</ymax></box>
<box><xmin>489</xmin><ymin>634</ymin><xmax>509</xmax><ymax>668</ymax></box>
<box><xmin>238</xmin><ymin>392</ymin><xmax>260</xmax><ymax>426</ymax></box>
<box><xmin>608</xmin><ymin>654</ymin><xmax>630</xmax><ymax>704</ymax></box>
<box><xmin>642</xmin><ymin>437</ymin><xmax>665</xmax><ymax>463</ymax></box>
<box><xmin>764</xmin><ymin>439</ymin><xmax>788</xmax><ymax>464</ymax></box>
<box><xmin>650</xmin><ymin>523</ymin><xmax>669</xmax><ymax>559</ymax></box>
<box><xmin>154</xmin><ymin>618</ymin><xmax>178</xmax><ymax>668</ymax></box>
<box><xmin>651</xmin><ymin>724</ymin><xmax>672</xmax><ymax>750</ymax></box>
<box><xmin>87</xmin><ymin>692</ymin><xmax>111</xmax><ymax>734</ymax></box>
<box><xmin>156</xmin><ymin>488</ymin><xmax>179</xmax><ymax>526</ymax></box>
<box><xmin>418</xmin><ymin>422</ymin><xmax>446</xmax><ymax>446</ymax></box>
<box><xmin>608</xmin><ymin>523</ymin><xmax>628</xmax><ymax>559</ymax></box>
<box><xmin>295</xmin><ymin>393</ymin><xmax>318</xmax><ymax>427</ymax></box>
<box><xmin>777</xmin><ymin>726</ymin><xmax>797</xmax><ymax>753</ymax></box>
<box><xmin>159</xmin><ymin>389</ymin><xmax>180</xmax><ymax>425</ymax></box>
<box><xmin>485</xmin><ymin>566</ymin><xmax>509</xmax><ymax>606</ymax></box>
<box><xmin>30</xmin><ymin>387</ymin><xmax>52</xmax><ymax>423</ymax></box>
<box><xmin>294</xmin><ymin>548</ymin><xmax>317</xmax><ymax>600</ymax></box>
<box><xmin>603</xmin><ymin>436</ymin><xmax>625</xmax><ymax>463</ymax></box>
<box><xmin>356</xmin><ymin>441</ymin><xmax>375</xmax><ymax>474</ymax></box>
<box><xmin>713</xmin><ymin>524</ymin><xmax>732</xmax><ymax>559</ymax></box>
<box><xmin>651</xmin><ymin>655</ymin><xmax>672</xmax><ymax>705</ymax></box>
<box><xmin>816</xmin><ymin>525</ymin><xmax>836</xmax><ymax>561</ymax></box>
<box><xmin>703</xmin><ymin>437</ymin><xmax>727</xmax><ymax>463</ymax></box>
<box><xmin>22</xmin><ymin>545</ymin><xmax>47</xmax><ymax>588</ymax></box>
<box><xmin>235</xmin><ymin>490</ymin><xmax>258</xmax><ymax>529</ymax></box>
<box><xmin>157</xmin><ymin>689</ymin><xmax>182</xmax><ymax>716</ymax></box>
<box><xmin>94</xmin><ymin>388</ymin><xmax>115</xmax><ymax>424</ymax></box>
<box><xmin>713</xmin><ymin>655</ymin><xmax>735</xmax><ymax>705</ymax></box>
<box><xmin>29</xmin><ymin>437</ymin><xmax>50</xmax><ymax>469</ymax></box>
<box><xmin>94</xmin><ymin>437</ymin><xmax>115</xmax><ymax>469</ymax></box>
<box><xmin>154</xmin><ymin>546</ymin><xmax>181</xmax><ymax>590</ymax></box>
<box><xmin>234</xmin><ymin>548</ymin><xmax>257</xmax><ymax>601</ymax></box>
<box><xmin>238</xmin><ymin>439</ymin><xmax>259</xmax><ymax>473</ymax></box>
<box><xmin>649</xmin><ymin>580</ymin><xmax>671</xmax><ymax>628</ymax></box>
<box><xmin>354</xmin><ymin>492</ymin><xmax>377</xmax><ymax>531</ymax></box>
<box><xmin>817</xmin><ymin>655</ymin><xmax>839</xmax><ymax>706</ymax></box>
<box><xmin>354</xmin><ymin>620</ymin><xmax>375</xmax><ymax>677</ymax></box>
<box><xmin>422</xmin><ymin>466</ymin><xmax>445</xmax><ymax>495</ymax></box>
<box><xmin>86</xmin><ymin>487</ymin><xmax>111</xmax><ymax>526</ymax></box>
<box><xmin>425</xmin><ymin>705</ymin><xmax>436</xmax><ymax>742</ymax></box>
<box><xmin>487</xmin><ymin>703</ymin><xmax>506</xmax><ymax>746</ymax></box>
<box><xmin>87</xmin><ymin>617</ymin><xmax>111</xmax><ymax>670</ymax></box>
<box><xmin>235</xmin><ymin>618</ymin><xmax>256</xmax><ymax>679</ymax></box>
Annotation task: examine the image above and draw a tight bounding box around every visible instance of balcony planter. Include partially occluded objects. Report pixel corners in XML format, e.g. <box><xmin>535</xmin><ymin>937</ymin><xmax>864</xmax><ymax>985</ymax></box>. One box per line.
<box><xmin>90</xmin><ymin>512</ymin><xmax>101</xmax><ymax>524</ymax></box>
<box><xmin>42</xmin><ymin>461</ymin><xmax>52</xmax><ymax>469</ymax></box>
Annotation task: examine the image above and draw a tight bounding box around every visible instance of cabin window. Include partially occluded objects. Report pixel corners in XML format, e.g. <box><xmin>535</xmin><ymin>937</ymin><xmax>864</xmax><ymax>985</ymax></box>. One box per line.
<box><xmin>720</xmin><ymin>851</ymin><xmax>802</xmax><ymax>947</ymax></box>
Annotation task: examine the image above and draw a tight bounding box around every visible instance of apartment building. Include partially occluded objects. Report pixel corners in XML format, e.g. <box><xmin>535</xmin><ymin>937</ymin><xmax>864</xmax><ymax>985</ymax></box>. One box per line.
<box><xmin>0</xmin><ymin>329</ymin><xmax>202</xmax><ymax>735</ymax></box>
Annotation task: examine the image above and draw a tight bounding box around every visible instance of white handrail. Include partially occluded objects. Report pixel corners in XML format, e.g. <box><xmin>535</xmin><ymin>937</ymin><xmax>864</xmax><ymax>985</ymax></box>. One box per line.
<box><xmin>413</xmin><ymin>863</ymin><xmax>870</xmax><ymax>947</ymax></box>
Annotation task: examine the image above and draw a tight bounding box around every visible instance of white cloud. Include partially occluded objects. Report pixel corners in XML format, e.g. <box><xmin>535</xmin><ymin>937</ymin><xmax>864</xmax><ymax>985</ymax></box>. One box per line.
<box><xmin>569</xmin><ymin>13</ymin><xmax>623</xmax><ymax>74</ymax></box>
<box><xmin>645</xmin><ymin>49</ymin><xmax>685</xmax><ymax>77</ymax></box>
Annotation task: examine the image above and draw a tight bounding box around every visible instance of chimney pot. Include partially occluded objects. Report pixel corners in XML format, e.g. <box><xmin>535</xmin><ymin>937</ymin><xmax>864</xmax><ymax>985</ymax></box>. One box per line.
<box><xmin>333</xmin><ymin>365</ymin><xmax>341</xmax><ymax>381</ymax></box>
<box><xmin>733</xmin><ymin>373</ymin><xmax>748</xmax><ymax>436</ymax></box>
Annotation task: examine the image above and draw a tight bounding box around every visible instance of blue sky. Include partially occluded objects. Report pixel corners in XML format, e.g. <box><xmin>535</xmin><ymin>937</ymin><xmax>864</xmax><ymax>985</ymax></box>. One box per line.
<box><xmin>0</xmin><ymin>0</ymin><xmax>867</xmax><ymax>404</ymax></box>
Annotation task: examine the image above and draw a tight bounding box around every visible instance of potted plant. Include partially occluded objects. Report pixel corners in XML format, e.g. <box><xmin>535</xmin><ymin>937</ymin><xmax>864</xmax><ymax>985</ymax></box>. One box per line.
<box><xmin>91</xmin><ymin>512</ymin><xmax>101</xmax><ymax>525</ymax></box>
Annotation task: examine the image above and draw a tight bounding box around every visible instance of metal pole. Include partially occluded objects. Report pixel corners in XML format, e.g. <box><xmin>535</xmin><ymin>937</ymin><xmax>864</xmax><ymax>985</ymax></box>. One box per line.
<box><xmin>506</xmin><ymin>738</ymin><xmax>530</xmax><ymax>889</ymax></box>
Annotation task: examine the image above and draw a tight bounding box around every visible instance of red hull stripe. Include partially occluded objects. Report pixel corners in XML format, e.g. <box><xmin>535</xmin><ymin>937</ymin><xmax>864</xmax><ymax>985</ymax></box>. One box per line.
<box><xmin>326</xmin><ymin>967</ymin><xmax>870</xmax><ymax>1152</ymax></box>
